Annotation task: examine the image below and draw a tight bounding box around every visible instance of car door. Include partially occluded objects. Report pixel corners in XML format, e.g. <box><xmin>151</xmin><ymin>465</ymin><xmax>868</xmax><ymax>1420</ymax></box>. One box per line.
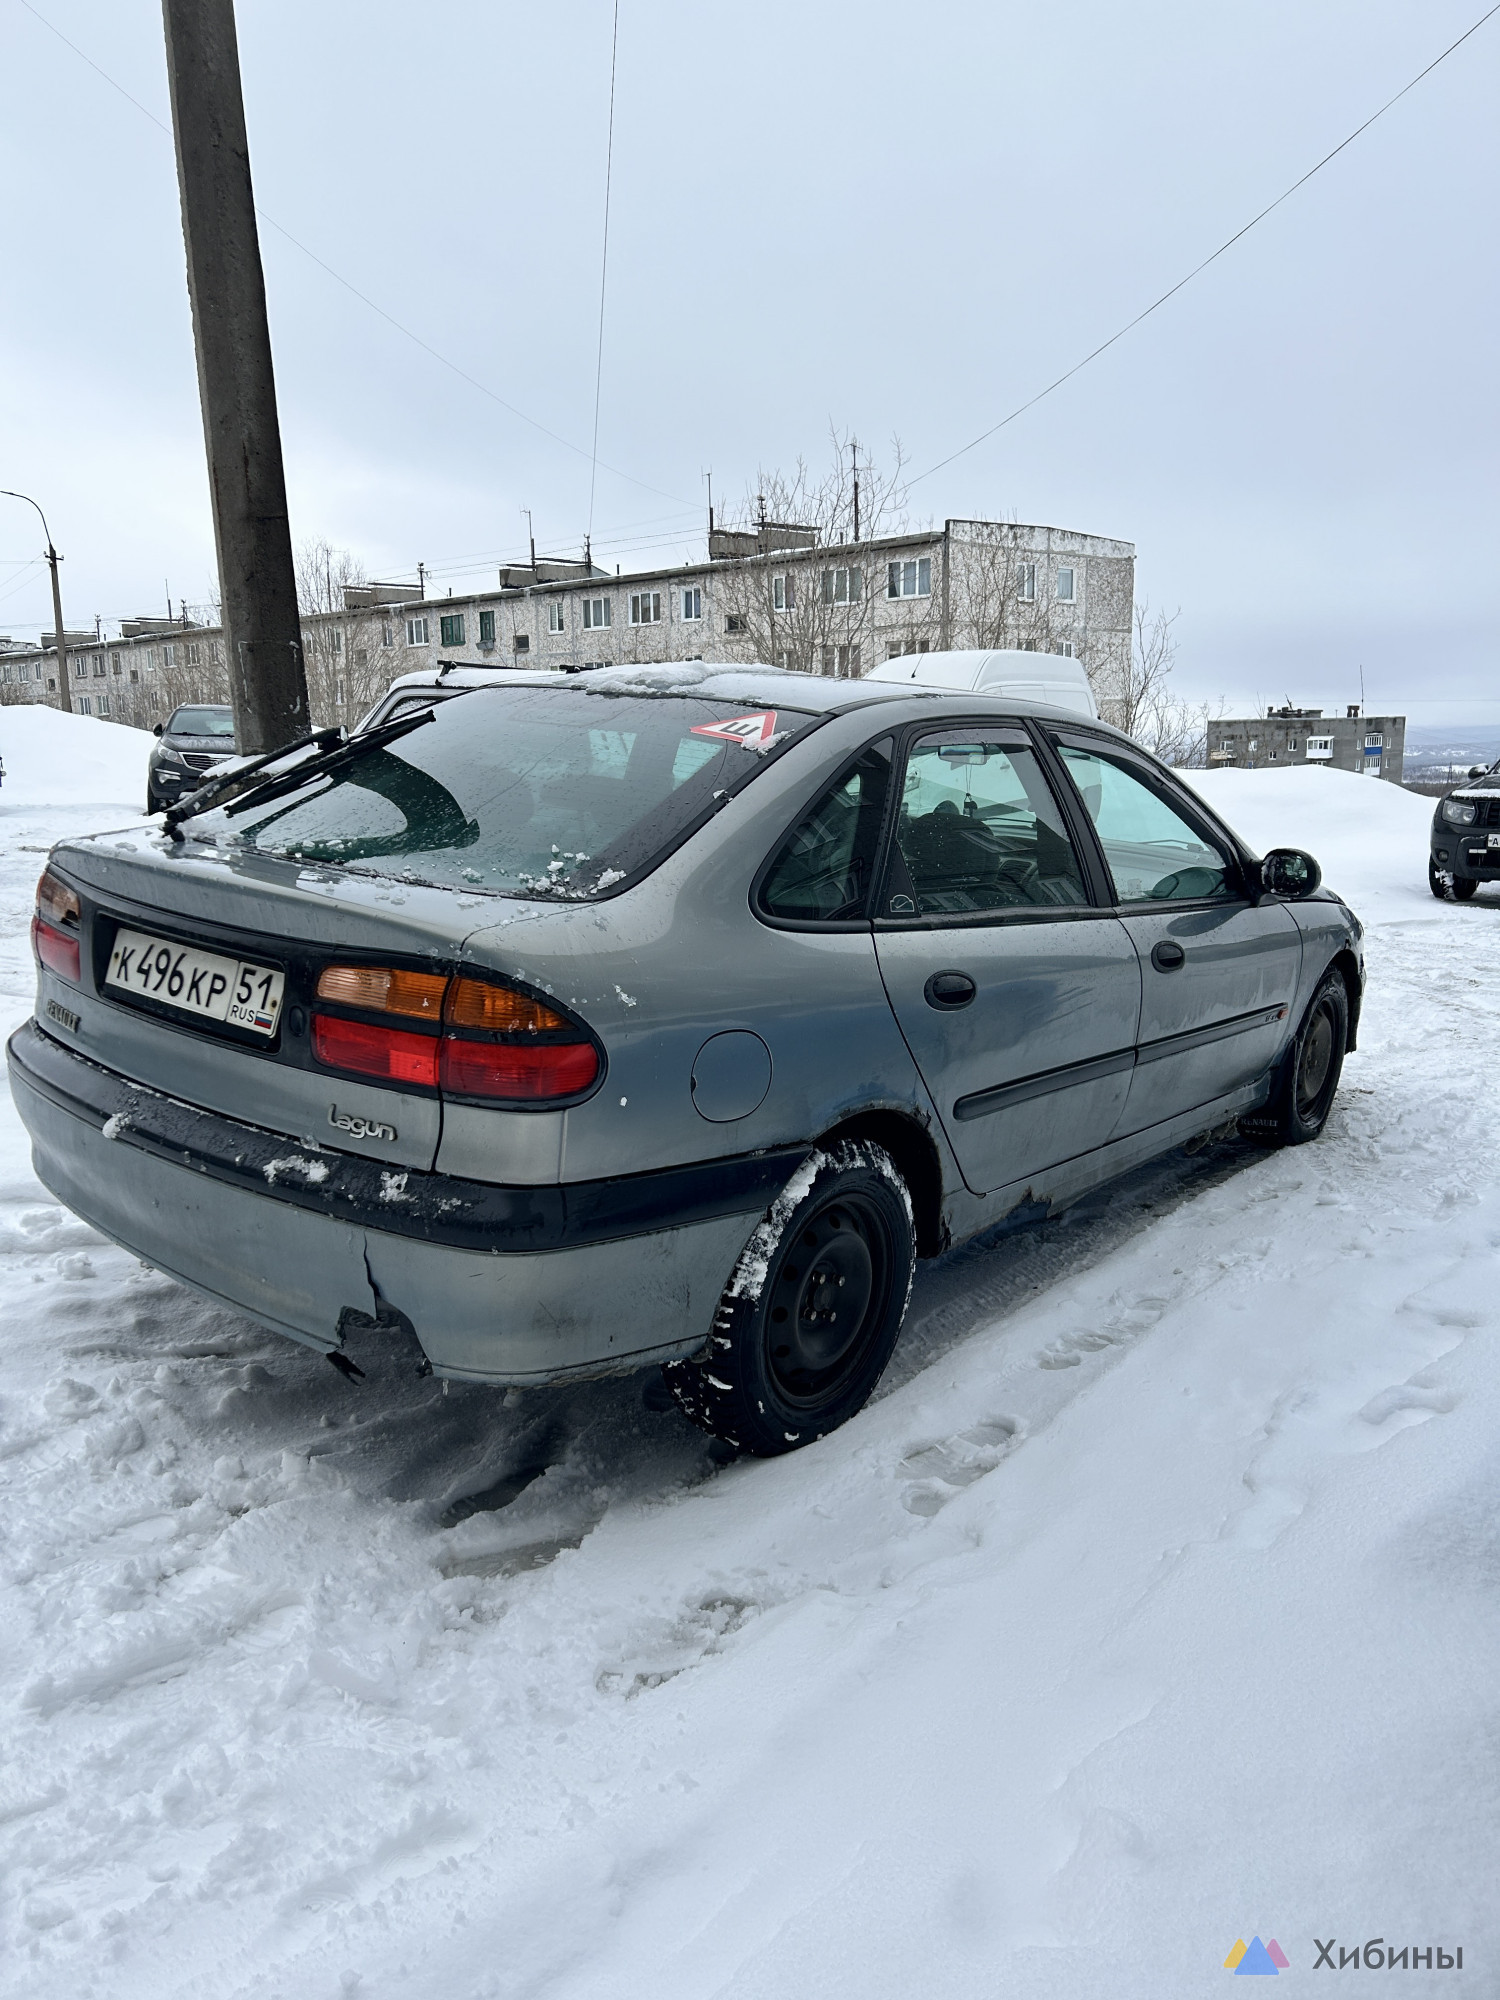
<box><xmin>871</xmin><ymin>722</ymin><xmax>1141</xmax><ymax>1197</ymax></box>
<box><xmin>1046</xmin><ymin>731</ymin><xmax>1303</xmax><ymax>1133</ymax></box>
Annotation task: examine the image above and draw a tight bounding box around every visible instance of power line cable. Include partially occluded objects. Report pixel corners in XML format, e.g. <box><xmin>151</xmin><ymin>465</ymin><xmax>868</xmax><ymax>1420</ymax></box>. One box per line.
<box><xmin>14</xmin><ymin>0</ymin><xmax>691</xmax><ymax>512</ymax></box>
<box><xmin>909</xmin><ymin>2</ymin><xmax>1500</xmax><ymax>487</ymax></box>
<box><xmin>588</xmin><ymin>2</ymin><xmax>621</xmax><ymax>544</ymax></box>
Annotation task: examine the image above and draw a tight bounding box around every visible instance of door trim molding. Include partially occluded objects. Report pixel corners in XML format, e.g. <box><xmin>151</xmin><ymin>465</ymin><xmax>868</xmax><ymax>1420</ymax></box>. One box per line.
<box><xmin>951</xmin><ymin>1002</ymin><xmax>1288</xmax><ymax>1123</ymax></box>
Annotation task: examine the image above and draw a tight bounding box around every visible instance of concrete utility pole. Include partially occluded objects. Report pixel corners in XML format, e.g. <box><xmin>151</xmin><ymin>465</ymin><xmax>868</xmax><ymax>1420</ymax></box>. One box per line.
<box><xmin>1</xmin><ymin>489</ymin><xmax>72</xmax><ymax>715</ymax></box>
<box><xmin>161</xmin><ymin>0</ymin><xmax>308</xmax><ymax>754</ymax></box>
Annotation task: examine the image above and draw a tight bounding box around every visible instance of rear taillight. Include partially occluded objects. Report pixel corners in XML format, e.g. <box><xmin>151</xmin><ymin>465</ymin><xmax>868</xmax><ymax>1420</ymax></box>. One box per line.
<box><xmin>439</xmin><ymin>1038</ymin><xmax>599</xmax><ymax>1100</ymax></box>
<box><xmin>311</xmin><ymin>1014</ymin><xmax>440</xmax><ymax>1089</ymax></box>
<box><xmin>310</xmin><ymin>965</ymin><xmax>600</xmax><ymax>1105</ymax></box>
<box><xmin>33</xmin><ymin>869</ymin><xmax>81</xmax><ymax>984</ymax></box>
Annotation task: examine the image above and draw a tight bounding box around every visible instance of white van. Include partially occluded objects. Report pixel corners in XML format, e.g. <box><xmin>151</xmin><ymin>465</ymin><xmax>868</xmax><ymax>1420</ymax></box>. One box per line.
<box><xmin>863</xmin><ymin>647</ymin><xmax>1098</xmax><ymax>718</ymax></box>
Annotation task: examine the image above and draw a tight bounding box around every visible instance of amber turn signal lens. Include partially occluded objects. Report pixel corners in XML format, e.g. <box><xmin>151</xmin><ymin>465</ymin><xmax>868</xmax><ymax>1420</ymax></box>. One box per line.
<box><xmin>446</xmin><ymin>977</ymin><xmax>569</xmax><ymax>1033</ymax></box>
<box><xmin>36</xmin><ymin>869</ymin><xmax>80</xmax><ymax>929</ymax></box>
<box><xmin>316</xmin><ymin>964</ymin><xmax>448</xmax><ymax>1018</ymax></box>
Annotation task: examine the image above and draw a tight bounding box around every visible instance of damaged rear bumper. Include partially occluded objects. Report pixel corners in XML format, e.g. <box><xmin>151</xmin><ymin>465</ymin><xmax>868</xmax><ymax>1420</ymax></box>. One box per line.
<box><xmin>7</xmin><ymin>1020</ymin><xmax>791</xmax><ymax>1384</ymax></box>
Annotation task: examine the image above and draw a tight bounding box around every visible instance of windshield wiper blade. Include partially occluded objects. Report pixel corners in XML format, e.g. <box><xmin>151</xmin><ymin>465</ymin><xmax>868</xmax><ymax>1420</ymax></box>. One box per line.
<box><xmin>161</xmin><ymin>724</ymin><xmax>345</xmax><ymax>837</ymax></box>
<box><xmin>163</xmin><ymin>708</ymin><xmax>435</xmax><ymax>838</ymax></box>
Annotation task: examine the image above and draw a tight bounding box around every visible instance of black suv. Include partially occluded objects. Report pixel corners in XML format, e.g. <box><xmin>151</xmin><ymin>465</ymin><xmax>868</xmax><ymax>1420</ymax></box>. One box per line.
<box><xmin>1430</xmin><ymin>761</ymin><xmax>1500</xmax><ymax>901</ymax></box>
<box><xmin>146</xmin><ymin>704</ymin><xmax>236</xmax><ymax>816</ymax></box>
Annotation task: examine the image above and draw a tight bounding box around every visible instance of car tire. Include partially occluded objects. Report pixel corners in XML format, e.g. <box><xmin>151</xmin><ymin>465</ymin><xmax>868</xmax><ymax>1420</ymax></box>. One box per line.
<box><xmin>1430</xmin><ymin>860</ymin><xmax>1478</xmax><ymax>902</ymax></box>
<box><xmin>664</xmin><ymin>1140</ymin><xmax>917</xmax><ymax>1457</ymax></box>
<box><xmin>1241</xmin><ymin>969</ymin><xmax>1348</xmax><ymax>1148</ymax></box>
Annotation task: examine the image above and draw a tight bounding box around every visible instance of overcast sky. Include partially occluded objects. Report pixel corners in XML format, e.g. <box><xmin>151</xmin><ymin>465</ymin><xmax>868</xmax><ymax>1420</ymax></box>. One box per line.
<box><xmin>1</xmin><ymin>0</ymin><xmax>1496</xmax><ymax>720</ymax></box>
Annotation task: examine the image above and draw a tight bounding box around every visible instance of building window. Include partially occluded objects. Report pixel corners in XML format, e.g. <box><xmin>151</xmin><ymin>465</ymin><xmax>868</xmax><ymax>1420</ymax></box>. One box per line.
<box><xmin>381</xmin><ymin>620</ymin><xmax>395</xmax><ymax>648</ymax></box>
<box><xmin>629</xmin><ymin>591</ymin><xmax>662</xmax><ymax>625</ymax></box>
<box><xmin>330</xmin><ymin>628</ymin><xmax>343</xmax><ymax>656</ymax></box>
<box><xmin>1365</xmin><ymin>732</ymin><xmax>1384</xmax><ymax>748</ymax></box>
<box><xmin>582</xmin><ymin>596</ymin><xmax>611</xmax><ymax>630</ymax></box>
<box><xmin>681</xmin><ymin>587</ymin><xmax>701</xmax><ymax>622</ymax></box>
<box><xmin>1056</xmin><ymin>567</ymin><xmax>1076</xmax><ymax>602</ymax></box>
<box><xmin>773</xmin><ymin>574</ymin><xmax>796</xmax><ymax>612</ymax></box>
<box><xmin>1306</xmin><ymin>736</ymin><xmax>1333</xmax><ymax>759</ymax></box>
<box><xmin>835</xmin><ymin>644</ymin><xmax>861</xmax><ymax>678</ymax></box>
<box><xmin>547</xmin><ymin>601</ymin><xmax>566</xmax><ymax>634</ymax></box>
<box><xmin>97</xmin><ymin>696</ymin><xmax>110</xmax><ymax>717</ymax></box>
<box><xmin>1288</xmin><ymin>739</ymin><xmax>1299</xmax><ymax>753</ymax></box>
<box><xmin>885</xmin><ymin>558</ymin><xmax>930</xmax><ymax>600</ymax></box>
<box><xmin>514</xmin><ymin>633</ymin><xmax>530</xmax><ymax>654</ymax></box>
<box><xmin>129</xmin><ymin>668</ymin><xmax>140</xmax><ymax>684</ymax></box>
<box><xmin>186</xmin><ymin>642</ymin><xmax>201</xmax><ymax>667</ymax></box>
<box><xmin>163</xmin><ymin>644</ymin><xmax>177</xmax><ymax>668</ymax></box>
<box><xmin>110</xmin><ymin>654</ymin><xmax>122</xmax><ymax>675</ymax></box>
<box><xmin>1219</xmin><ymin>739</ymin><xmax>1235</xmax><ymax>753</ymax></box>
<box><xmin>823</xmin><ymin>565</ymin><xmax>863</xmax><ymax>605</ymax></box>
<box><xmin>1017</xmin><ymin>563</ymin><xmax>1036</xmax><ymax>601</ymax></box>
<box><xmin>726</xmin><ymin>613</ymin><xmax>748</xmax><ymax>635</ymax></box>
<box><xmin>1056</xmin><ymin>642</ymin><xmax>1076</xmax><ymax>658</ymax></box>
<box><xmin>77</xmin><ymin>695</ymin><xmax>92</xmax><ymax>714</ymax></box>
<box><xmin>478</xmin><ymin>609</ymin><xmax>496</xmax><ymax>646</ymax></box>
<box><xmin>439</xmin><ymin>613</ymin><xmax>465</xmax><ymax>647</ymax></box>
<box><xmin>775</xmin><ymin>647</ymin><xmax>792</xmax><ymax>670</ymax></box>
<box><xmin>335</xmin><ymin>676</ymin><xmax>346</xmax><ymax>706</ymax></box>
<box><xmin>407</xmin><ymin>617</ymin><xmax>430</xmax><ymax>646</ymax></box>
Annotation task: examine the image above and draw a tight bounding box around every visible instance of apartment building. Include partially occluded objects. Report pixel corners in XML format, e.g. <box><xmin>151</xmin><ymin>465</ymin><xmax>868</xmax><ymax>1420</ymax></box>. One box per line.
<box><xmin>0</xmin><ymin>515</ymin><xmax>1135</xmax><ymax>730</ymax></box>
<box><xmin>1206</xmin><ymin>704</ymin><xmax>1406</xmax><ymax>783</ymax></box>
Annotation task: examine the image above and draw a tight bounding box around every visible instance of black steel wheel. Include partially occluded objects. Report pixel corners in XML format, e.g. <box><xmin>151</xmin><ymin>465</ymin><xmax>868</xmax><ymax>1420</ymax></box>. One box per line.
<box><xmin>665</xmin><ymin>1141</ymin><xmax>916</xmax><ymax>1457</ymax></box>
<box><xmin>1242</xmin><ymin>969</ymin><xmax>1349</xmax><ymax>1147</ymax></box>
<box><xmin>1452</xmin><ymin>876</ymin><xmax>1478</xmax><ymax>901</ymax></box>
<box><xmin>1430</xmin><ymin>860</ymin><xmax>1478</xmax><ymax>902</ymax></box>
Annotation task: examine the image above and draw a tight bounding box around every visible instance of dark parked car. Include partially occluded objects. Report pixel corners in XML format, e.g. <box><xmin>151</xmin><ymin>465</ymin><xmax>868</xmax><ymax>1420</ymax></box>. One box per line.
<box><xmin>146</xmin><ymin>703</ymin><xmax>236</xmax><ymax>815</ymax></box>
<box><xmin>1430</xmin><ymin>761</ymin><xmax>1500</xmax><ymax>900</ymax></box>
<box><xmin>15</xmin><ymin>665</ymin><xmax>1363</xmax><ymax>1456</ymax></box>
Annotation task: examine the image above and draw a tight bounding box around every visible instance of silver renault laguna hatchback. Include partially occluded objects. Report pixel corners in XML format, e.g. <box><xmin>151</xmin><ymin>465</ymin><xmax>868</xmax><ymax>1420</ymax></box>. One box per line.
<box><xmin>11</xmin><ymin>664</ymin><xmax>1363</xmax><ymax>1455</ymax></box>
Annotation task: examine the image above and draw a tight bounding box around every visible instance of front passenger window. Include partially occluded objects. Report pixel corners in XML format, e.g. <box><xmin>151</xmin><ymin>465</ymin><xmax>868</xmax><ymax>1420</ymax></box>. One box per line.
<box><xmin>759</xmin><ymin>738</ymin><xmax>892</xmax><ymax>921</ymax></box>
<box><xmin>1058</xmin><ymin>745</ymin><xmax>1234</xmax><ymax>902</ymax></box>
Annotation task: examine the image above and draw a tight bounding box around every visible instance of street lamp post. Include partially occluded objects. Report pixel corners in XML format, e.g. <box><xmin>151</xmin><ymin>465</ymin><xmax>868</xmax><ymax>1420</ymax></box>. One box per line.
<box><xmin>0</xmin><ymin>489</ymin><xmax>73</xmax><ymax>715</ymax></box>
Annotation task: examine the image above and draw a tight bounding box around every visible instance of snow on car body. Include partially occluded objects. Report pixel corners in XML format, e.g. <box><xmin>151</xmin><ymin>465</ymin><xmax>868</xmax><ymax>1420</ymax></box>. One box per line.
<box><xmin>10</xmin><ymin>663</ymin><xmax>1364</xmax><ymax>1454</ymax></box>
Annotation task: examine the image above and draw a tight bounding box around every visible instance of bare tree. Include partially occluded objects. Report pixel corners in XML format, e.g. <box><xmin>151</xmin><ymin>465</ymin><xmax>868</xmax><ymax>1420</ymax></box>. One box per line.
<box><xmin>946</xmin><ymin>519</ymin><xmax>1060</xmax><ymax>656</ymax></box>
<box><xmin>1116</xmin><ymin>599</ymin><xmax>1222</xmax><ymax>767</ymax></box>
<box><xmin>710</xmin><ymin>429</ymin><xmax>919</xmax><ymax>676</ymax></box>
<box><xmin>293</xmin><ymin>538</ymin><xmax>389</xmax><ymax>728</ymax></box>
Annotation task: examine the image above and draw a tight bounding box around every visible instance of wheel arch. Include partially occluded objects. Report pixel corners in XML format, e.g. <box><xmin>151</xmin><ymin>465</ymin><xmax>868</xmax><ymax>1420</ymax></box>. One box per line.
<box><xmin>816</xmin><ymin>1107</ymin><xmax>948</xmax><ymax>1258</ymax></box>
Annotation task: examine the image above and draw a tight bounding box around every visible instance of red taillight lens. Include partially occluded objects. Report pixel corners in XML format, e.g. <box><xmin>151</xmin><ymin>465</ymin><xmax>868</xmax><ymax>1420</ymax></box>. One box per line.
<box><xmin>439</xmin><ymin>1038</ymin><xmax>599</xmax><ymax>1101</ymax></box>
<box><xmin>312</xmin><ymin>1014</ymin><xmax>440</xmax><ymax>1088</ymax></box>
<box><xmin>33</xmin><ymin>917</ymin><xmax>81</xmax><ymax>984</ymax></box>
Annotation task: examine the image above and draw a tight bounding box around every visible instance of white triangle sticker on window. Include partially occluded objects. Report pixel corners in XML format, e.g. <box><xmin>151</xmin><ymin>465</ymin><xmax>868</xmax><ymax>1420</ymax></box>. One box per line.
<box><xmin>689</xmin><ymin>711</ymin><xmax>780</xmax><ymax>749</ymax></box>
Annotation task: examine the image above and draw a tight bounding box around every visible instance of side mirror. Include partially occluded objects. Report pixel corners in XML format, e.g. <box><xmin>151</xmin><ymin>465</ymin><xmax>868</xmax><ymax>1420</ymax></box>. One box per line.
<box><xmin>1470</xmin><ymin>766</ymin><xmax>1486</xmax><ymax>780</ymax></box>
<box><xmin>153</xmin><ymin>722</ymin><xmax>164</xmax><ymax>737</ymax></box>
<box><xmin>1259</xmin><ymin>847</ymin><xmax>1322</xmax><ymax>900</ymax></box>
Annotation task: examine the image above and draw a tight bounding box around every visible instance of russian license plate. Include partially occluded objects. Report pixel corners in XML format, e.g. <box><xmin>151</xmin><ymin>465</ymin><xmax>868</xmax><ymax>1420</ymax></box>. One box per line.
<box><xmin>105</xmin><ymin>927</ymin><xmax>285</xmax><ymax>1036</ymax></box>
<box><xmin>1488</xmin><ymin>833</ymin><xmax>1500</xmax><ymax>849</ymax></box>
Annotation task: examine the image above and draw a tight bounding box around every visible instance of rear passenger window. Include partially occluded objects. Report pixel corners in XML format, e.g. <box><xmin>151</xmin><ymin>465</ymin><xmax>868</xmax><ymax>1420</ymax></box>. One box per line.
<box><xmin>759</xmin><ymin>738</ymin><xmax>893</xmax><ymax>922</ymax></box>
<box><xmin>1057</xmin><ymin>745</ymin><xmax>1234</xmax><ymax>903</ymax></box>
<box><xmin>891</xmin><ymin>733</ymin><xmax>1088</xmax><ymax>916</ymax></box>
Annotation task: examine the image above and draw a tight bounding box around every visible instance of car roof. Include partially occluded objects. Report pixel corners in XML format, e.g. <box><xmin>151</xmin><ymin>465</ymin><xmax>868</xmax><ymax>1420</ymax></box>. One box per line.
<box><xmin>373</xmin><ymin>659</ymin><xmax>1130</xmax><ymax>735</ymax></box>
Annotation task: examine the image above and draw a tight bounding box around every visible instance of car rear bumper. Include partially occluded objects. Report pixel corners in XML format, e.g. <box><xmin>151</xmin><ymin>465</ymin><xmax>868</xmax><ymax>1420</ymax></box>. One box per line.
<box><xmin>8</xmin><ymin>1020</ymin><xmax>787</xmax><ymax>1384</ymax></box>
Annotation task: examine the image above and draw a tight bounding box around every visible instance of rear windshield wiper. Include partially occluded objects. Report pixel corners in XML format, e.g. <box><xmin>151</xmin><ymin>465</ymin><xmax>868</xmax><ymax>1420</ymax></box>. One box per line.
<box><xmin>162</xmin><ymin>707</ymin><xmax>436</xmax><ymax>839</ymax></box>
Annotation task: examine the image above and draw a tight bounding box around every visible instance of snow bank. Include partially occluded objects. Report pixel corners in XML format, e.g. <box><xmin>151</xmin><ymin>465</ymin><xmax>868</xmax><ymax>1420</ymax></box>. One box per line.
<box><xmin>1178</xmin><ymin>764</ymin><xmax>1441</xmax><ymax>922</ymax></box>
<box><xmin>0</xmin><ymin>703</ymin><xmax>152</xmax><ymax>808</ymax></box>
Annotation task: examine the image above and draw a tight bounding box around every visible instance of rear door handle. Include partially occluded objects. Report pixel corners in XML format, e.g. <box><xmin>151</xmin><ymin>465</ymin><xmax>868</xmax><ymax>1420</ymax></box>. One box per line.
<box><xmin>925</xmin><ymin>970</ymin><xmax>977</xmax><ymax>1009</ymax></box>
<box><xmin>1150</xmin><ymin>939</ymin><xmax>1186</xmax><ymax>972</ymax></box>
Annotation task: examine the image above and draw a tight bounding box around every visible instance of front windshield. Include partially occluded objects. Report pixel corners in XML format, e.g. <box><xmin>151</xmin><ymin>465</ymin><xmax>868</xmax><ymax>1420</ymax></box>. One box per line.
<box><xmin>206</xmin><ymin>685</ymin><xmax>815</xmax><ymax>899</ymax></box>
<box><xmin>170</xmin><ymin>706</ymin><xmax>235</xmax><ymax>738</ymax></box>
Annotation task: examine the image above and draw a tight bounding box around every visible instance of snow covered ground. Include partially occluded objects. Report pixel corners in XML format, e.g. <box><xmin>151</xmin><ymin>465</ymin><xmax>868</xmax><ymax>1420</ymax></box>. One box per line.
<box><xmin>1</xmin><ymin>740</ymin><xmax>1497</xmax><ymax>1997</ymax></box>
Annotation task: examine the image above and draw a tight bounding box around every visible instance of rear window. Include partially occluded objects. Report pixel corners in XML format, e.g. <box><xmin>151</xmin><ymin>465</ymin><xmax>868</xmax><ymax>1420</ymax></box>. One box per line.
<box><xmin>210</xmin><ymin>686</ymin><xmax>816</xmax><ymax>900</ymax></box>
<box><xmin>169</xmin><ymin>706</ymin><xmax>235</xmax><ymax>738</ymax></box>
